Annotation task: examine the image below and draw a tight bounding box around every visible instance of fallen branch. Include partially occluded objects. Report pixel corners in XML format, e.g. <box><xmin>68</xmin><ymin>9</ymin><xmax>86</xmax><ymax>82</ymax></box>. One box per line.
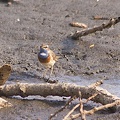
<box><xmin>0</xmin><ymin>82</ymin><xmax>120</xmax><ymax>119</ymax></box>
<box><xmin>70</xmin><ymin>100</ymin><xmax>120</xmax><ymax>120</ymax></box>
<box><xmin>71</xmin><ymin>17</ymin><xmax>120</xmax><ymax>39</ymax></box>
<box><xmin>0</xmin><ymin>82</ymin><xmax>120</xmax><ymax>107</ymax></box>
<box><xmin>63</xmin><ymin>92</ymin><xmax>98</xmax><ymax>120</ymax></box>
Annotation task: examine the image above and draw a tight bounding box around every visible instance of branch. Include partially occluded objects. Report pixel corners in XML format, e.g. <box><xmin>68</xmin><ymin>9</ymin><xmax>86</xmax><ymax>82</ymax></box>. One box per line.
<box><xmin>63</xmin><ymin>91</ymin><xmax>86</xmax><ymax>120</ymax></box>
<box><xmin>0</xmin><ymin>82</ymin><xmax>120</xmax><ymax>107</ymax></box>
<box><xmin>71</xmin><ymin>17</ymin><xmax>120</xmax><ymax>39</ymax></box>
<box><xmin>84</xmin><ymin>93</ymin><xmax>98</xmax><ymax>104</ymax></box>
<box><xmin>64</xmin><ymin>92</ymin><xmax>99</xmax><ymax>120</ymax></box>
<box><xmin>79</xmin><ymin>92</ymin><xmax>86</xmax><ymax>120</ymax></box>
<box><xmin>70</xmin><ymin>100</ymin><xmax>120</xmax><ymax>120</ymax></box>
<box><xmin>63</xmin><ymin>104</ymin><xmax>80</xmax><ymax>120</ymax></box>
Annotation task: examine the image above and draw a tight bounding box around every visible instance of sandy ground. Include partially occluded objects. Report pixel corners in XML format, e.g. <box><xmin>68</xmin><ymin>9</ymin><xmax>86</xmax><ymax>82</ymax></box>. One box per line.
<box><xmin>0</xmin><ymin>0</ymin><xmax>120</xmax><ymax>120</ymax></box>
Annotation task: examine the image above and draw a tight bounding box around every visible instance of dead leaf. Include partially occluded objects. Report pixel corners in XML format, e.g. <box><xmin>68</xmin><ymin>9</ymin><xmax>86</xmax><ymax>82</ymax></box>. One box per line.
<box><xmin>69</xmin><ymin>22</ymin><xmax>87</xmax><ymax>28</ymax></box>
<box><xmin>89</xmin><ymin>44</ymin><xmax>94</xmax><ymax>48</ymax></box>
<box><xmin>0</xmin><ymin>64</ymin><xmax>12</xmax><ymax>86</ymax></box>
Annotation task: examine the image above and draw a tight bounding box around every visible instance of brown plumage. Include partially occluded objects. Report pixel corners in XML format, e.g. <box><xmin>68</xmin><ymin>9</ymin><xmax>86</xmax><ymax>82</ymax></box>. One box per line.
<box><xmin>38</xmin><ymin>44</ymin><xmax>59</xmax><ymax>78</ymax></box>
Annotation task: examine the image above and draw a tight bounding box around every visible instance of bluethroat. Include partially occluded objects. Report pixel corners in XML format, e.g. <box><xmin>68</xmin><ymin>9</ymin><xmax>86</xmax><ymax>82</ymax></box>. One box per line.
<box><xmin>38</xmin><ymin>44</ymin><xmax>59</xmax><ymax>79</ymax></box>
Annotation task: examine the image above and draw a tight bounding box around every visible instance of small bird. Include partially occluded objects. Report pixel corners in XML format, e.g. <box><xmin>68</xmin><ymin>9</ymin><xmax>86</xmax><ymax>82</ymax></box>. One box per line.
<box><xmin>38</xmin><ymin>44</ymin><xmax>59</xmax><ymax>79</ymax></box>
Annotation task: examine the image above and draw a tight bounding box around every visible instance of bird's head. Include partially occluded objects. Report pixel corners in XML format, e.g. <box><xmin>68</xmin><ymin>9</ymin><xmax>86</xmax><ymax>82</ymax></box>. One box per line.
<box><xmin>38</xmin><ymin>44</ymin><xmax>49</xmax><ymax>59</ymax></box>
<box><xmin>40</xmin><ymin>44</ymin><xmax>49</xmax><ymax>50</ymax></box>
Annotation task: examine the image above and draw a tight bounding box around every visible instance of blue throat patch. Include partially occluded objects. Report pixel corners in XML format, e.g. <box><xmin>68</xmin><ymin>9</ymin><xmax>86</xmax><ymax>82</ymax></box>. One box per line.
<box><xmin>38</xmin><ymin>48</ymin><xmax>49</xmax><ymax>59</ymax></box>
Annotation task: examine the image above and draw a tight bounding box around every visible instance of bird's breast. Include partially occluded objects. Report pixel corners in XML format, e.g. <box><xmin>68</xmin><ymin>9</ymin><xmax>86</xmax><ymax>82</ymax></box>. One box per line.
<box><xmin>38</xmin><ymin>53</ymin><xmax>51</xmax><ymax>63</ymax></box>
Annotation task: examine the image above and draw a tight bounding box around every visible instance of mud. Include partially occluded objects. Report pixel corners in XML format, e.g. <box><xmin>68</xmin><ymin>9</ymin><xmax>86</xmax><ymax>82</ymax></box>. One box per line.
<box><xmin>0</xmin><ymin>0</ymin><xmax>120</xmax><ymax>120</ymax></box>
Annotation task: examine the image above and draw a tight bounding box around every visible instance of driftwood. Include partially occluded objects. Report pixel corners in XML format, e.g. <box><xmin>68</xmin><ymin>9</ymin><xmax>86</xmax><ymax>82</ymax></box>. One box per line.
<box><xmin>71</xmin><ymin>17</ymin><xmax>120</xmax><ymax>39</ymax></box>
<box><xmin>0</xmin><ymin>81</ymin><xmax>120</xmax><ymax>119</ymax></box>
<box><xmin>0</xmin><ymin>82</ymin><xmax>120</xmax><ymax>106</ymax></box>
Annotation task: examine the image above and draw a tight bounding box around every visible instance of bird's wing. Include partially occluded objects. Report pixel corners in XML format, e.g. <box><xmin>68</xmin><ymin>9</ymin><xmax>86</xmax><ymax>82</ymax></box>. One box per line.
<box><xmin>49</xmin><ymin>50</ymin><xmax>59</xmax><ymax>61</ymax></box>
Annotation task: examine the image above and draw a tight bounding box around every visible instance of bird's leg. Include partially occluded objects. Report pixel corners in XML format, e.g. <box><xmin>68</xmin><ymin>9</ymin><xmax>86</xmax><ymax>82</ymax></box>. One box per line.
<box><xmin>42</xmin><ymin>67</ymin><xmax>49</xmax><ymax>79</ymax></box>
<box><xmin>48</xmin><ymin>65</ymin><xmax>53</xmax><ymax>79</ymax></box>
<box><xmin>47</xmin><ymin>66</ymin><xmax>58</xmax><ymax>83</ymax></box>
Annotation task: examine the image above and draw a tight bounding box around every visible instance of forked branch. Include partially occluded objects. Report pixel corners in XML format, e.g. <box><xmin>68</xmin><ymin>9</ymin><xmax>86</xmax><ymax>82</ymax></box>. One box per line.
<box><xmin>71</xmin><ymin>17</ymin><xmax>120</xmax><ymax>39</ymax></box>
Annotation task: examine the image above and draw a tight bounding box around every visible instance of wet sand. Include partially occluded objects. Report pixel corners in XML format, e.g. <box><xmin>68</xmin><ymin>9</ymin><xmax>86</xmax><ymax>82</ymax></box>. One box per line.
<box><xmin>0</xmin><ymin>0</ymin><xmax>120</xmax><ymax>119</ymax></box>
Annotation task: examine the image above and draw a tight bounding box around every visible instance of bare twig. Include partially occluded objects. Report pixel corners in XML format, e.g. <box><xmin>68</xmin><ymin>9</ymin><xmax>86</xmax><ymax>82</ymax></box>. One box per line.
<box><xmin>71</xmin><ymin>17</ymin><xmax>120</xmax><ymax>39</ymax></box>
<box><xmin>70</xmin><ymin>100</ymin><xmax>120</xmax><ymax>120</ymax></box>
<box><xmin>79</xmin><ymin>92</ymin><xmax>86</xmax><ymax>120</ymax></box>
<box><xmin>92</xmin><ymin>16</ymin><xmax>109</xmax><ymax>20</ymax></box>
<box><xmin>63</xmin><ymin>92</ymin><xmax>99</xmax><ymax>120</ymax></box>
<box><xmin>85</xmin><ymin>100</ymin><xmax>120</xmax><ymax>115</ymax></box>
<box><xmin>64</xmin><ymin>92</ymin><xmax>98</xmax><ymax>120</ymax></box>
<box><xmin>49</xmin><ymin>96</ymin><xmax>76</xmax><ymax>120</ymax></box>
<box><xmin>85</xmin><ymin>93</ymin><xmax>98</xmax><ymax>103</ymax></box>
<box><xmin>63</xmin><ymin>104</ymin><xmax>80</xmax><ymax>120</ymax></box>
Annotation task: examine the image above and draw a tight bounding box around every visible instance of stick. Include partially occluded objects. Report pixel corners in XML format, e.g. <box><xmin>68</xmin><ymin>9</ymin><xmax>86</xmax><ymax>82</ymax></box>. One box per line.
<box><xmin>92</xmin><ymin>16</ymin><xmax>109</xmax><ymax>20</ymax></box>
<box><xmin>71</xmin><ymin>17</ymin><xmax>120</xmax><ymax>39</ymax></box>
<box><xmin>64</xmin><ymin>92</ymin><xmax>98</xmax><ymax>120</ymax></box>
<box><xmin>70</xmin><ymin>100</ymin><xmax>120</xmax><ymax>120</ymax></box>
<box><xmin>0</xmin><ymin>83</ymin><xmax>120</xmax><ymax>106</ymax></box>
<box><xmin>63</xmin><ymin>92</ymin><xmax>84</xmax><ymax>120</ymax></box>
<box><xmin>79</xmin><ymin>92</ymin><xmax>86</xmax><ymax>120</ymax></box>
<box><xmin>49</xmin><ymin>96</ymin><xmax>76</xmax><ymax>120</ymax></box>
<box><xmin>84</xmin><ymin>93</ymin><xmax>98</xmax><ymax>103</ymax></box>
<box><xmin>63</xmin><ymin>104</ymin><xmax>80</xmax><ymax>120</ymax></box>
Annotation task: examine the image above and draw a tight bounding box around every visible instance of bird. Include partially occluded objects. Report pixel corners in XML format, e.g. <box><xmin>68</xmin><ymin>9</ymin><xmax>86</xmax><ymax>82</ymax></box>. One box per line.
<box><xmin>38</xmin><ymin>44</ymin><xmax>59</xmax><ymax>79</ymax></box>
